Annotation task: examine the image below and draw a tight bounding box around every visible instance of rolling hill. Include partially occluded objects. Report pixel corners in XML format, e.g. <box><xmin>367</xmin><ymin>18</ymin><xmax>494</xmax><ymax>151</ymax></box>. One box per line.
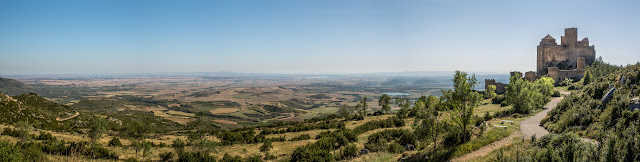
<box><xmin>0</xmin><ymin>77</ymin><xmax>33</xmax><ymax>96</ymax></box>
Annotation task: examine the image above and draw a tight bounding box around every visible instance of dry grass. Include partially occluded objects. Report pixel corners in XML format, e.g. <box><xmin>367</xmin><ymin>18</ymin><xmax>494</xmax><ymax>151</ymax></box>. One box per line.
<box><xmin>209</xmin><ymin>108</ymin><xmax>240</xmax><ymax>114</ymax></box>
<box><xmin>474</xmin><ymin>99</ymin><xmax>512</xmax><ymax>116</ymax></box>
<box><xmin>345</xmin><ymin>115</ymin><xmax>396</xmax><ymax>129</ymax></box>
<box><xmin>165</xmin><ymin>110</ymin><xmax>195</xmax><ymax>117</ymax></box>
<box><xmin>213</xmin><ymin>119</ymin><xmax>238</xmax><ymax>125</ymax></box>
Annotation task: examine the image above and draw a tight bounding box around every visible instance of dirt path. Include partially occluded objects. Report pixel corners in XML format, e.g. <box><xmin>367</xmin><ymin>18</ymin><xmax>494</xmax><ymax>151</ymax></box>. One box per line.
<box><xmin>56</xmin><ymin>111</ymin><xmax>79</xmax><ymax>121</ymax></box>
<box><xmin>452</xmin><ymin>91</ymin><xmax>569</xmax><ymax>161</ymax></box>
<box><xmin>521</xmin><ymin>95</ymin><xmax>564</xmax><ymax>139</ymax></box>
<box><xmin>452</xmin><ymin>132</ymin><xmax>522</xmax><ymax>162</ymax></box>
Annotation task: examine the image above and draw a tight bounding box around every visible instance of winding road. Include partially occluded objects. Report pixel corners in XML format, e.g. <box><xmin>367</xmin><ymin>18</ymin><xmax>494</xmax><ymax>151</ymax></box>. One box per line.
<box><xmin>56</xmin><ymin>111</ymin><xmax>80</xmax><ymax>121</ymax></box>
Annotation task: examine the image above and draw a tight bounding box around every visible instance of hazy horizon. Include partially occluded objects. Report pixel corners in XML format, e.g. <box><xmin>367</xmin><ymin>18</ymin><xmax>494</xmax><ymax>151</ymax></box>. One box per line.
<box><xmin>2</xmin><ymin>0</ymin><xmax>639</xmax><ymax>74</ymax></box>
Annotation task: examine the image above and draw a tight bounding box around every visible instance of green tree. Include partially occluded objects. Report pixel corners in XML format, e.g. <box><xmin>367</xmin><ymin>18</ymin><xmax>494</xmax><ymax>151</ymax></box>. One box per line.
<box><xmin>356</xmin><ymin>97</ymin><xmax>368</xmax><ymax>120</ymax></box>
<box><xmin>260</xmin><ymin>140</ymin><xmax>273</xmax><ymax>153</ymax></box>
<box><xmin>87</xmin><ymin>116</ymin><xmax>107</xmax><ymax>143</ymax></box>
<box><xmin>414</xmin><ymin>97</ymin><xmax>440</xmax><ymax>154</ymax></box>
<box><xmin>441</xmin><ymin>71</ymin><xmax>482</xmax><ymax>143</ymax></box>
<box><xmin>13</xmin><ymin>121</ymin><xmax>32</xmax><ymax>141</ymax></box>
<box><xmin>172</xmin><ymin>138</ymin><xmax>186</xmax><ymax>155</ymax></box>
<box><xmin>123</xmin><ymin>120</ymin><xmax>156</xmax><ymax>158</ymax></box>
<box><xmin>534</xmin><ymin>77</ymin><xmax>555</xmax><ymax>96</ymax></box>
<box><xmin>505</xmin><ymin>74</ymin><xmax>549</xmax><ymax>114</ymax></box>
<box><xmin>423</xmin><ymin>95</ymin><xmax>439</xmax><ymax>117</ymax></box>
<box><xmin>378</xmin><ymin>94</ymin><xmax>392</xmax><ymax>114</ymax></box>
<box><xmin>582</xmin><ymin>70</ymin><xmax>592</xmax><ymax>85</ymax></box>
<box><xmin>337</xmin><ymin>104</ymin><xmax>352</xmax><ymax>120</ymax></box>
<box><xmin>0</xmin><ymin>141</ymin><xmax>23</xmax><ymax>161</ymax></box>
<box><xmin>485</xmin><ymin>85</ymin><xmax>497</xmax><ymax>99</ymax></box>
<box><xmin>396</xmin><ymin>97</ymin><xmax>412</xmax><ymax>117</ymax></box>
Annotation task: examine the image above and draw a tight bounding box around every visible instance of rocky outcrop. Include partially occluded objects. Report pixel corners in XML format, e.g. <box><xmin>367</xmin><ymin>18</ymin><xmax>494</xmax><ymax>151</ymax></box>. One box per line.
<box><xmin>630</xmin><ymin>97</ymin><xmax>640</xmax><ymax>111</ymax></box>
<box><xmin>601</xmin><ymin>87</ymin><xmax>616</xmax><ymax>105</ymax></box>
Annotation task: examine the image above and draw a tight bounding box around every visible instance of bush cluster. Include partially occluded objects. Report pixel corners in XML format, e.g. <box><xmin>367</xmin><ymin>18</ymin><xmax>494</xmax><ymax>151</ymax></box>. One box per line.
<box><xmin>364</xmin><ymin>129</ymin><xmax>415</xmax><ymax>153</ymax></box>
<box><xmin>219</xmin><ymin>130</ymin><xmax>289</xmax><ymax>145</ymax></box>
<box><xmin>259</xmin><ymin>120</ymin><xmax>344</xmax><ymax>135</ymax></box>
<box><xmin>36</xmin><ymin>140</ymin><xmax>118</xmax><ymax>159</ymax></box>
<box><xmin>290</xmin><ymin>129</ymin><xmax>358</xmax><ymax>162</ymax></box>
<box><xmin>289</xmin><ymin>134</ymin><xmax>311</xmax><ymax>141</ymax></box>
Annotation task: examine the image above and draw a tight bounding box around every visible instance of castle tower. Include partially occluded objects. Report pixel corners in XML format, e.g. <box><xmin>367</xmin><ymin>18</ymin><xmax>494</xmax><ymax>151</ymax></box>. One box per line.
<box><xmin>561</xmin><ymin>27</ymin><xmax>578</xmax><ymax>45</ymax></box>
<box><xmin>577</xmin><ymin>57</ymin><xmax>586</xmax><ymax>70</ymax></box>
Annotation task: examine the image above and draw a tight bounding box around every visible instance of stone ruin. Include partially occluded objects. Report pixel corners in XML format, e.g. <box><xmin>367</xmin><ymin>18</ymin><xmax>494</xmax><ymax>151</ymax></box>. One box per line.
<box><xmin>485</xmin><ymin>71</ymin><xmax>537</xmax><ymax>94</ymax></box>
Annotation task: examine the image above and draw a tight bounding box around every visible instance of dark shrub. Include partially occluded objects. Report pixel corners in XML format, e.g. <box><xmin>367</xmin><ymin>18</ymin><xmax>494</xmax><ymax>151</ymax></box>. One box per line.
<box><xmin>552</xmin><ymin>90</ymin><xmax>561</xmax><ymax>97</ymax></box>
<box><xmin>289</xmin><ymin>134</ymin><xmax>311</xmax><ymax>141</ymax></box>
<box><xmin>387</xmin><ymin>143</ymin><xmax>405</xmax><ymax>153</ymax></box>
<box><xmin>36</xmin><ymin>131</ymin><xmax>55</xmax><ymax>141</ymax></box>
<box><xmin>178</xmin><ymin>151</ymin><xmax>217</xmax><ymax>162</ymax></box>
<box><xmin>84</xmin><ymin>146</ymin><xmax>119</xmax><ymax>159</ymax></box>
<box><xmin>492</xmin><ymin>95</ymin><xmax>506</xmax><ymax>104</ymax></box>
<box><xmin>108</xmin><ymin>137</ymin><xmax>123</xmax><ymax>147</ymax></box>
<box><xmin>335</xmin><ymin>144</ymin><xmax>358</xmax><ymax>160</ymax></box>
<box><xmin>159</xmin><ymin>152</ymin><xmax>174</xmax><ymax>162</ymax></box>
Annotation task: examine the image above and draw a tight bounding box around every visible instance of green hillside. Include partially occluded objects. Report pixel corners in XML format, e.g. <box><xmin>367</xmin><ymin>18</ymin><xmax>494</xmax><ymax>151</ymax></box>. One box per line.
<box><xmin>0</xmin><ymin>77</ymin><xmax>33</xmax><ymax>96</ymax></box>
<box><xmin>481</xmin><ymin>63</ymin><xmax>639</xmax><ymax>161</ymax></box>
<box><xmin>0</xmin><ymin>92</ymin><xmax>79</xmax><ymax>131</ymax></box>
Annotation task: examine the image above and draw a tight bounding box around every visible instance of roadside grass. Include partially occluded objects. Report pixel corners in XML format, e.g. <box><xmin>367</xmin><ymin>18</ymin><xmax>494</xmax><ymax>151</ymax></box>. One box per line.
<box><xmin>469</xmin><ymin>139</ymin><xmax>529</xmax><ymax>162</ymax></box>
<box><xmin>450</xmin><ymin>117</ymin><xmax>522</xmax><ymax>158</ymax></box>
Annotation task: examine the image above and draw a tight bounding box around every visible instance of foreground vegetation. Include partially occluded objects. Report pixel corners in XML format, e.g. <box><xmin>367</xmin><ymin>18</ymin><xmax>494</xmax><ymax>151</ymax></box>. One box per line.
<box><xmin>0</xmin><ymin>68</ymin><xmax>564</xmax><ymax>161</ymax></box>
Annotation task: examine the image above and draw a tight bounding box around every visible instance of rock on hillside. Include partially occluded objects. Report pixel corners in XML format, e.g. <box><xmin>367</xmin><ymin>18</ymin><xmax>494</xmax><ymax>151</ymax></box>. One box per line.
<box><xmin>0</xmin><ymin>77</ymin><xmax>33</xmax><ymax>96</ymax></box>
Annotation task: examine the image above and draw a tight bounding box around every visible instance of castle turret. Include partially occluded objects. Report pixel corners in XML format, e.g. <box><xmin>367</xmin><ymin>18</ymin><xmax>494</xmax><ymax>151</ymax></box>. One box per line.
<box><xmin>561</xmin><ymin>27</ymin><xmax>578</xmax><ymax>45</ymax></box>
<box><xmin>581</xmin><ymin>38</ymin><xmax>589</xmax><ymax>46</ymax></box>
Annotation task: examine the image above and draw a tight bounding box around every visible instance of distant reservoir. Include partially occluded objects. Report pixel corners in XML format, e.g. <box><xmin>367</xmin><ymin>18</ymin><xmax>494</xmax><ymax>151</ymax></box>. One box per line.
<box><xmin>381</xmin><ymin>92</ymin><xmax>411</xmax><ymax>96</ymax></box>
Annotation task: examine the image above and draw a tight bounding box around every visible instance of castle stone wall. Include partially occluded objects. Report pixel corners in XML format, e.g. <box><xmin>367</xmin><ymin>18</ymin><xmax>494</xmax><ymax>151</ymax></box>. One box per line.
<box><xmin>485</xmin><ymin>79</ymin><xmax>507</xmax><ymax>94</ymax></box>
<box><xmin>525</xmin><ymin>71</ymin><xmax>537</xmax><ymax>82</ymax></box>
<box><xmin>548</xmin><ymin>67</ymin><xmax>585</xmax><ymax>84</ymax></box>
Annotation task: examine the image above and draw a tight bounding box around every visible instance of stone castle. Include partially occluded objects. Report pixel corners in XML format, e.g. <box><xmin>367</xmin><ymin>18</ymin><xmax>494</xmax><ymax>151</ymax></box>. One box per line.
<box><xmin>485</xmin><ymin>28</ymin><xmax>596</xmax><ymax>94</ymax></box>
<box><xmin>537</xmin><ymin>27</ymin><xmax>596</xmax><ymax>82</ymax></box>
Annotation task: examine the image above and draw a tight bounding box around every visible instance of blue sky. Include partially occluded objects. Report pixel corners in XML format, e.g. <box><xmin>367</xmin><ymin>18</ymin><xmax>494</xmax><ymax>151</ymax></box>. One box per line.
<box><xmin>1</xmin><ymin>0</ymin><xmax>639</xmax><ymax>74</ymax></box>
